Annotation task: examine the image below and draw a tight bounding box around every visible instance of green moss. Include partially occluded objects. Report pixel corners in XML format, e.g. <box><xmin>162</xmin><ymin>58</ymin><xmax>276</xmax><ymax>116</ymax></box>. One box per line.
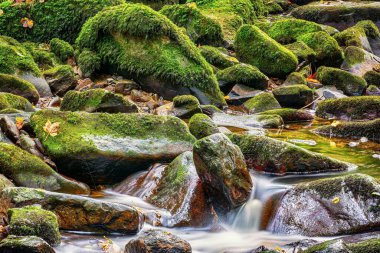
<box><xmin>349</xmin><ymin>239</ymin><xmax>380</xmax><ymax>253</ymax></box>
<box><xmin>77</xmin><ymin>50</ymin><xmax>101</xmax><ymax>78</ymax></box>
<box><xmin>297</xmin><ymin>31</ymin><xmax>344</xmax><ymax>67</ymax></box>
<box><xmin>259</xmin><ymin>108</ymin><xmax>314</xmax><ymax>123</ymax></box>
<box><xmin>364</xmin><ymin>70</ymin><xmax>380</xmax><ymax>87</ymax></box>
<box><xmin>265</xmin><ymin>1</ymin><xmax>283</xmax><ymax>14</ymax></box>
<box><xmin>160</xmin><ymin>4</ymin><xmax>224</xmax><ymax>46</ymax></box>
<box><xmin>285</xmin><ymin>41</ymin><xmax>316</xmax><ymax>63</ymax></box>
<box><xmin>272</xmin><ymin>84</ymin><xmax>313</xmax><ymax>108</ymax></box>
<box><xmin>22</xmin><ymin>42</ymin><xmax>58</xmax><ymax>70</ymax></box>
<box><xmin>8</xmin><ymin>205</ymin><xmax>60</xmax><ymax>246</ymax></box>
<box><xmin>0</xmin><ymin>36</ymin><xmax>41</xmax><ymax>76</ymax></box>
<box><xmin>0</xmin><ymin>0</ymin><xmax>124</xmax><ymax>43</ymax></box>
<box><xmin>173</xmin><ymin>95</ymin><xmax>200</xmax><ymax>108</ymax></box>
<box><xmin>188</xmin><ymin>113</ymin><xmax>220</xmax><ymax>139</ymax></box>
<box><xmin>342</xmin><ymin>46</ymin><xmax>365</xmax><ymax>67</ymax></box>
<box><xmin>235</xmin><ymin>25</ymin><xmax>298</xmax><ymax>77</ymax></box>
<box><xmin>0</xmin><ymin>73</ymin><xmax>39</xmax><ymax>104</ymax></box>
<box><xmin>243</xmin><ymin>92</ymin><xmax>281</xmax><ymax>113</ymax></box>
<box><xmin>283</xmin><ymin>72</ymin><xmax>307</xmax><ymax>85</ymax></box>
<box><xmin>43</xmin><ymin>65</ymin><xmax>74</xmax><ymax>79</ymax></box>
<box><xmin>128</xmin><ymin>0</ymin><xmax>179</xmax><ymax>10</ymax></box>
<box><xmin>316</xmin><ymin>66</ymin><xmax>367</xmax><ymax>96</ymax></box>
<box><xmin>0</xmin><ymin>92</ymin><xmax>34</xmax><ymax>111</ymax></box>
<box><xmin>50</xmin><ymin>38</ymin><xmax>74</xmax><ymax>62</ymax></box>
<box><xmin>199</xmin><ymin>45</ymin><xmax>238</xmax><ymax>69</ymax></box>
<box><xmin>0</xmin><ymin>235</ymin><xmax>54</xmax><ymax>252</ymax></box>
<box><xmin>316</xmin><ymin>96</ymin><xmax>380</xmax><ymax>120</ymax></box>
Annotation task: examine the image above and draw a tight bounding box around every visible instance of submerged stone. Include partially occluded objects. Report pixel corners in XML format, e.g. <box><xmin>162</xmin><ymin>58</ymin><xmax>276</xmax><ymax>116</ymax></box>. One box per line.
<box><xmin>211</xmin><ymin>112</ymin><xmax>283</xmax><ymax>130</ymax></box>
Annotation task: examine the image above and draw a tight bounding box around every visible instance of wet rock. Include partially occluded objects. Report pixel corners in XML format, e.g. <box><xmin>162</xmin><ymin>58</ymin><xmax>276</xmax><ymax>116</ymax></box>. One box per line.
<box><xmin>193</xmin><ymin>133</ymin><xmax>253</xmax><ymax>212</ymax></box>
<box><xmin>172</xmin><ymin>95</ymin><xmax>202</xmax><ymax>119</ymax></box>
<box><xmin>0</xmin><ymin>235</ymin><xmax>55</xmax><ymax>253</ymax></box>
<box><xmin>200</xmin><ymin>104</ymin><xmax>222</xmax><ymax>116</ymax></box>
<box><xmin>283</xmin><ymin>72</ymin><xmax>307</xmax><ymax>86</ymax></box>
<box><xmin>259</xmin><ymin>108</ymin><xmax>314</xmax><ymax>123</ymax></box>
<box><xmin>367</xmin><ymin>85</ymin><xmax>380</xmax><ymax>96</ymax></box>
<box><xmin>226</xmin><ymin>85</ymin><xmax>263</xmax><ymax>106</ymax></box>
<box><xmin>0</xmin><ymin>116</ymin><xmax>19</xmax><ymax>142</ymax></box>
<box><xmin>114</xmin><ymin>80</ymin><xmax>139</xmax><ymax>96</ymax></box>
<box><xmin>18</xmin><ymin>134</ymin><xmax>45</xmax><ymax>159</ymax></box>
<box><xmin>269</xmin><ymin>174</ymin><xmax>380</xmax><ymax>236</ymax></box>
<box><xmin>0</xmin><ymin>142</ymin><xmax>89</xmax><ymax>194</ymax></box>
<box><xmin>17</xmin><ymin>73</ymin><xmax>52</xmax><ymax>98</ymax></box>
<box><xmin>341</xmin><ymin>46</ymin><xmax>380</xmax><ymax>78</ymax></box>
<box><xmin>0</xmin><ymin>187</ymin><xmax>144</xmax><ymax>234</ymax></box>
<box><xmin>0</xmin><ymin>93</ymin><xmax>34</xmax><ymax>112</ymax></box>
<box><xmin>0</xmin><ymin>174</ymin><xmax>14</xmax><ymax>191</ymax></box>
<box><xmin>211</xmin><ymin>112</ymin><xmax>283</xmax><ymax>130</ymax></box>
<box><xmin>229</xmin><ymin>133</ymin><xmax>349</xmax><ymax>175</ymax></box>
<box><xmin>316</xmin><ymin>87</ymin><xmax>347</xmax><ymax>99</ymax></box>
<box><xmin>314</xmin><ymin>118</ymin><xmax>380</xmax><ymax>143</ymax></box>
<box><xmin>61</xmin><ymin>89</ymin><xmax>138</xmax><ymax>113</ymax></box>
<box><xmin>189</xmin><ymin>113</ymin><xmax>220</xmax><ymax>139</ymax></box>
<box><xmin>199</xmin><ymin>46</ymin><xmax>238</xmax><ymax>69</ymax></box>
<box><xmin>125</xmin><ymin>229</ymin><xmax>191</xmax><ymax>253</ymax></box>
<box><xmin>285</xmin><ymin>41</ymin><xmax>316</xmax><ymax>63</ymax></box>
<box><xmin>30</xmin><ymin>110</ymin><xmax>196</xmax><ymax>185</ymax></box>
<box><xmin>273</xmin><ymin>85</ymin><xmax>314</xmax><ymax>108</ymax></box>
<box><xmin>43</xmin><ymin>65</ymin><xmax>77</xmax><ymax>97</ymax></box>
<box><xmin>0</xmin><ymin>74</ymin><xmax>40</xmax><ymax>104</ymax></box>
<box><xmin>243</xmin><ymin>92</ymin><xmax>281</xmax><ymax>113</ymax></box>
<box><xmin>8</xmin><ymin>206</ymin><xmax>60</xmax><ymax>246</ymax></box>
<box><xmin>315</xmin><ymin>96</ymin><xmax>380</xmax><ymax>120</ymax></box>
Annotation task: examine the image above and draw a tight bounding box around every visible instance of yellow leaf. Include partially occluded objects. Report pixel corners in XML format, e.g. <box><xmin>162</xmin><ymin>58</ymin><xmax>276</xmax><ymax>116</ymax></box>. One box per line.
<box><xmin>0</xmin><ymin>9</ymin><xmax>4</xmax><ymax>15</ymax></box>
<box><xmin>43</xmin><ymin>120</ymin><xmax>60</xmax><ymax>140</ymax></box>
<box><xmin>224</xmin><ymin>95</ymin><xmax>230</xmax><ymax>100</ymax></box>
<box><xmin>99</xmin><ymin>236</ymin><xmax>113</xmax><ymax>252</ymax></box>
<box><xmin>15</xmin><ymin>117</ymin><xmax>24</xmax><ymax>130</ymax></box>
<box><xmin>187</xmin><ymin>2</ymin><xmax>197</xmax><ymax>8</ymax></box>
<box><xmin>331</xmin><ymin>120</ymin><xmax>341</xmax><ymax>127</ymax></box>
<box><xmin>332</xmin><ymin>196</ymin><xmax>340</xmax><ymax>204</ymax></box>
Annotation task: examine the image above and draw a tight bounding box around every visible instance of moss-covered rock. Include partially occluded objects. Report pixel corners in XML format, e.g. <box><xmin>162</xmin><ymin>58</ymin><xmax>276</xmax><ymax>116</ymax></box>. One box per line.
<box><xmin>269</xmin><ymin>174</ymin><xmax>380</xmax><ymax>236</ymax></box>
<box><xmin>43</xmin><ymin>65</ymin><xmax>77</xmax><ymax>97</ymax></box>
<box><xmin>0</xmin><ymin>0</ymin><xmax>124</xmax><ymax>43</ymax></box>
<box><xmin>30</xmin><ymin>110</ymin><xmax>196</xmax><ymax>185</ymax></box>
<box><xmin>22</xmin><ymin>42</ymin><xmax>58</xmax><ymax>71</ymax></box>
<box><xmin>341</xmin><ymin>46</ymin><xmax>380</xmax><ymax>77</ymax></box>
<box><xmin>259</xmin><ymin>108</ymin><xmax>314</xmax><ymax>123</ymax></box>
<box><xmin>285</xmin><ymin>41</ymin><xmax>316</xmax><ymax>63</ymax></box>
<box><xmin>0</xmin><ymin>235</ymin><xmax>55</xmax><ymax>253</ymax></box>
<box><xmin>364</xmin><ymin>70</ymin><xmax>380</xmax><ymax>87</ymax></box>
<box><xmin>188</xmin><ymin>113</ymin><xmax>220</xmax><ymax>139</ymax></box>
<box><xmin>243</xmin><ymin>92</ymin><xmax>281</xmax><ymax>113</ymax></box>
<box><xmin>229</xmin><ymin>133</ymin><xmax>348</xmax><ymax>175</ymax></box>
<box><xmin>0</xmin><ymin>187</ymin><xmax>144</xmax><ymax>234</ymax></box>
<box><xmin>265</xmin><ymin>1</ymin><xmax>283</xmax><ymax>14</ymax></box>
<box><xmin>0</xmin><ymin>92</ymin><xmax>34</xmax><ymax>112</ymax></box>
<box><xmin>0</xmin><ymin>142</ymin><xmax>90</xmax><ymax>194</ymax></box>
<box><xmin>0</xmin><ymin>74</ymin><xmax>39</xmax><ymax>104</ymax></box>
<box><xmin>216</xmin><ymin>63</ymin><xmax>269</xmax><ymax>92</ymax></box>
<box><xmin>172</xmin><ymin>95</ymin><xmax>202</xmax><ymax>118</ymax></box>
<box><xmin>199</xmin><ymin>45</ymin><xmax>238</xmax><ymax>69</ymax></box>
<box><xmin>8</xmin><ymin>206</ymin><xmax>60</xmax><ymax>246</ymax></box>
<box><xmin>297</xmin><ymin>31</ymin><xmax>344</xmax><ymax>67</ymax></box>
<box><xmin>316</xmin><ymin>66</ymin><xmax>367</xmax><ymax>96</ymax></box>
<box><xmin>49</xmin><ymin>38</ymin><xmax>74</xmax><ymax>62</ymax></box>
<box><xmin>77</xmin><ymin>50</ymin><xmax>101</xmax><ymax>78</ymax></box>
<box><xmin>61</xmin><ymin>89</ymin><xmax>138</xmax><ymax>113</ymax></box>
<box><xmin>283</xmin><ymin>72</ymin><xmax>307</xmax><ymax>86</ymax></box>
<box><xmin>235</xmin><ymin>25</ymin><xmax>298</xmax><ymax>78</ymax></box>
<box><xmin>160</xmin><ymin>4</ymin><xmax>224</xmax><ymax>46</ymax></box>
<box><xmin>272</xmin><ymin>84</ymin><xmax>313</xmax><ymax>108</ymax></box>
<box><xmin>76</xmin><ymin>3</ymin><xmax>225</xmax><ymax>106</ymax></box>
<box><xmin>316</xmin><ymin>96</ymin><xmax>380</xmax><ymax>120</ymax></box>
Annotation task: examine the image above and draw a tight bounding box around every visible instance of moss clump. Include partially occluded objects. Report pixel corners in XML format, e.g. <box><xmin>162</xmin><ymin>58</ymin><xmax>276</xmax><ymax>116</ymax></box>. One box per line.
<box><xmin>76</xmin><ymin>3</ymin><xmax>225</xmax><ymax>106</ymax></box>
<box><xmin>61</xmin><ymin>89</ymin><xmax>138</xmax><ymax>113</ymax></box>
<box><xmin>243</xmin><ymin>92</ymin><xmax>281</xmax><ymax>113</ymax></box>
<box><xmin>189</xmin><ymin>113</ymin><xmax>220</xmax><ymax>139</ymax></box>
<box><xmin>0</xmin><ymin>73</ymin><xmax>40</xmax><ymax>104</ymax></box>
<box><xmin>341</xmin><ymin>46</ymin><xmax>365</xmax><ymax>68</ymax></box>
<box><xmin>258</xmin><ymin>18</ymin><xmax>322</xmax><ymax>44</ymax></box>
<box><xmin>160</xmin><ymin>4</ymin><xmax>224</xmax><ymax>46</ymax></box>
<box><xmin>128</xmin><ymin>0</ymin><xmax>179</xmax><ymax>10</ymax></box>
<box><xmin>297</xmin><ymin>31</ymin><xmax>344</xmax><ymax>67</ymax></box>
<box><xmin>283</xmin><ymin>72</ymin><xmax>307</xmax><ymax>85</ymax></box>
<box><xmin>364</xmin><ymin>70</ymin><xmax>380</xmax><ymax>87</ymax></box>
<box><xmin>0</xmin><ymin>235</ymin><xmax>55</xmax><ymax>252</ymax></box>
<box><xmin>22</xmin><ymin>42</ymin><xmax>58</xmax><ymax>70</ymax></box>
<box><xmin>199</xmin><ymin>45</ymin><xmax>238</xmax><ymax>69</ymax></box>
<box><xmin>349</xmin><ymin>239</ymin><xmax>380</xmax><ymax>253</ymax></box>
<box><xmin>216</xmin><ymin>63</ymin><xmax>269</xmax><ymax>90</ymax></box>
<box><xmin>273</xmin><ymin>84</ymin><xmax>313</xmax><ymax>108</ymax></box>
<box><xmin>173</xmin><ymin>95</ymin><xmax>200</xmax><ymax>108</ymax></box>
<box><xmin>50</xmin><ymin>38</ymin><xmax>74</xmax><ymax>62</ymax></box>
<box><xmin>259</xmin><ymin>108</ymin><xmax>314</xmax><ymax>123</ymax></box>
<box><xmin>235</xmin><ymin>25</ymin><xmax>298</xmax><ymax>77</ymax></box>
<box><xmin>8</xmin><ymin>205</ymin><xmax>60</xmax><ymax>246</ymax></box>
<box><xmin>316</xmin><ymin>96</ymin><xmax>380</xmax><ymax>120</ymax></box>
<box><xmin>0</xmin><ymin>0</ymin><xmax>124</xmax><ymax>43</ymax></box>
<box><xmin>0</xmin><ymin>36</ymin><xmax>41</xmax><ymax>76</ymax></box>
<box><xmin>77</xmin><ymin>50</ymin><xmax>101</xmax><ymax>78</ymax></box>
<box><xmin>265</xmin><ymin>1</ymin><xmax>283</xmax><ymax>14</ymax></box>
<box><xmin>0</xmin><ymin>92</ymin><xmax>34</xmax><ymax>111</ymax></box>
<box><xmin>316</xmin><ymin>66</ymin><xmax>367</xmax><ymax>96</ymax></box>
<box><xmin>285</xmin><ymin>41</ymin><xmax>316</xmax><ymax>63</ymax></box>
<box><xmin>43</xmin><ymin>65</ymin><xmax>74</xmax><ymax>79</ymax></box>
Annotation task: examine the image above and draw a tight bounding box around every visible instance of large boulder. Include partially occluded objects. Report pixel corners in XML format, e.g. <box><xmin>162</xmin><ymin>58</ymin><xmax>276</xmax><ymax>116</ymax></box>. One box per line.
<box><xmin>115</xmin><ymin>151</ymin><xmax>214</xmax><ymax>227</ymax></box>
<box><xmin>0</xmin><ymin>235</ymin><xmax>55</xmax><ymax>253</ymax></box>
<box><xmin>0</xmin><ymin>93</ymin><xmax>34</xmax><ymax>112</ymax></box>
<box><xmin>30</xmin><ymin>110</ymin><xmax>196</xmax><ymax>185</ymax></box>
<box><xmin>0</xmin><ymin>187</ymin><xmax>144</xmax><ymax>234</ymax></box>
<box><xmin>0</xmin><ymin>143</ymin><xmax>89</xmax><ymax>194</ymax></box>
<box><xmin>341</xmin><ymin>46</ymin><xmax>380</xmax><ymax>78</ymax></box>
<box><xmin>188</xmin><ymin>113</ymin><xmax>220</xmax><ymax>139</ymax></box>
<box><xmin>193</xmin><ymin>133</ymin><xmax>253</xmax><ymax>213</ymax></box>
<box><xmin>243</xmin><ymin>92</ymin><xmax>281</xmax><ymax>113</ymax></box>
<box><xmin>272</xmin><ymin>85</ymin><xmax>314</xmax><ymax>108</ymax></box>
<box><xmin>229</xmin><ymin>134</ymin><xmax>349</xmax><ymax>175</ymax></box>
<box><xmin>0</xmin><ymin>74</ymin><xmax>39</xmax><ymax>104</ymax></box>
<box><xmin>76</xmin><ymin>3</ymin><xmax>225</xmax><ymax>106</ymax></box>
<box><xmin>235</xmin><ymin>25</ymin><xmax>298</xmax><ymax>78</ymax></box>
<box><xmin>269</xmin><ymin>174</ymin><xmax>380</xmax><ymax>236</ymax></box>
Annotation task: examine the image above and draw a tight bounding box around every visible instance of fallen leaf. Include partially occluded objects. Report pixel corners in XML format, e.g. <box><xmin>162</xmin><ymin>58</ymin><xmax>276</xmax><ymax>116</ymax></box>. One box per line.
<box><xmin>331</xmin><ymin>120</ymin><xmax>341</xmax><ymax>127</ymax></box>
<box><xmin>20</xmin><ymin>17</ymin><xmax>34</xmax><ymax>28</ymax></box>
<box><xmin>332</xmin><ymin>196</ymin><xmax>340</xmax><ymax>204</ymax></box>
<box><xmin>15</xmin><ymin>117</ymin><xmax>24</xmax><ymax>130</ymax></box>
<box><xmin>99</xmin><ymin>236</ymin><xmax>113</xmax><ymax>252</ymax></box>
<box><xmin>43</xmin><ymin>120</ymin><xmax>60</xmax><ymax>140</ymax></box>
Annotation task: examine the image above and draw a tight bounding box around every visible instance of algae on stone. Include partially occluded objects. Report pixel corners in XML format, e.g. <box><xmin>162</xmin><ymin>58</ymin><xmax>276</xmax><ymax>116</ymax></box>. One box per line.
<box><xmin>0</xmin><ymin>92</ymin><xmax>34</xmax><ymax>112</ymax></box>
<box><xmin>0</xmin><ymin>74</ymin><xmax>40</xmax><ymax>104</ymax></box>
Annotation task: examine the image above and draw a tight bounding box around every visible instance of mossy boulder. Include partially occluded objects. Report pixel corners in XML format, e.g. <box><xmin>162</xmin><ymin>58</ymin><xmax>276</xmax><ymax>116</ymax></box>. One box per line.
<box><xmin>314</xmin><ymin>118</ymin><xmax>380</xmax><ymax>143</ymax></box>
<box><xmin>0</xmin><ymin>0</ymin><xmax>124</xmax><ymax>43</ymax></box>
<box><xmin>0</xmin><ymin>74</ymin><xmax>40</xmax><ymax>104</ymax></box>
<box><xmin>285</xmin><ymin>41</ymin><xmax>316</xmax><ymax>63</ymax></box>
<box><xmin>115</xmin><ymin>151</ymin><xmax>214</xmax><ymax>227</ymax></box>
<box><xmin>243</xmin><ymin>92</ymin><xmax>281</xmax><ymax>113</ymax></box>
<box><xmin>259</xmin><ymin>108</ymin><xmax>314</xmax><ymax>123</ymax></box>
<box><xmin>269</xmin><ymin>174</ymin><xmax>380</xmax><ymax>236</ymax></box>
<box><xmin>43</xmin><ymin>65</ymin><xmax>77</xmax><ymax>97</ymax></box>
<box><xmin>199</xmin><ymin>45</ymin><xmax>238</xmax><ymax>69</ymax></box>
<box><xmin>212</xmin><ymin>112</ymin><xmax>284</xmax><ymax>129</ymax></box>
<box><xmin>76</xmin><ymin>3</ymin><xmax>225</xmax><ymax>106</ymax></box>
<box><xmin>0</xmin><ymin>187</ymin><xmax>144</xmax><ymax>234</ymax></box>
<box><xmin>341</xmin><ymin>46</ymin><xmax>380</xmax><ymax>78</ymax></box>
<box><xmin>316</xmin><ymin>96</ymin><xmax>380</xmax><ymax>120</ymax></box>
<box><xmin>364</xmin><ymin>70</ymin><xmax>380</xmax><ymax>87</ymax></box>
<box><xmin>0</xmin><ymin>142</ymin><xmax>90</xmax><ymax>194</ymax></box>
<box><xmin>172</xmin><ymin>95</ymin><xmax>202</xmax><ymax>119</ymax></box>
<box><xmin>61</xmin><ymin>89</ymin><xmax>138</xmax><ymax>113</ymax></box>
<box><xmin>8</xmin><ymin>206</ymin><xmax>60</xmax><ymax>246</ymax></box>
<box><xmin>193</xmin><ymin>133</ymin><xmax>253</xmax><ymax>213</ymax></box>
<box><xmin>273</xmin><ymin>84</ymin><xmax>313</xmax><ymax>108</ymax></box>
<box><xmin>283</xmin><ymin>72</ymin><xmax>307</xmax><ymax>86</ymax></box>
<box><xmin>49</xmin><ymin>38</ymin><xmax>74</xmax><ymax>62</ymax></box>
<box><xmin>235</xmin><ymin>25</ymin><xmax>298</xmax><ymax>78</ymax></box>
<box><xmin>0</xmin><ymin>92</ymin><xmax>34</xmax><ymax>112</ymax></box>
<box><xmin>30</xmin><ymin>110</ymin><xmax>196</xmax><ymax>185</ymax></box>
<box><xmin>297</xmin><ymin>31</ymin><xmax>344</xmax><ymax>67</ymax></box>
<box><xmin>188</xmin><ymin>113</ymin><xmax>220</xmax><ymax>139</ymax></box>
<box><xmin>0</xmin><ymin>235</ymin><xmax>55</xmax><ymax>253</ymax></box>
<box><xmin>216</xmin><ymin>64</ymin><xmax>269</xmax><ymax>93</ymax></box>
<box><xmin>316</xmin><ymin>66</ymin><xmax>367</xmax><ymax>96</ymax></box>
<box><xmin>77</xmin><ymin>50</ymin><xmax>101</xmax><ymax>78</ymax></box>
<box><xmin>160</xmin><ymin>4</ymin><xmax>224</xmax><ymax>46</ymax></box>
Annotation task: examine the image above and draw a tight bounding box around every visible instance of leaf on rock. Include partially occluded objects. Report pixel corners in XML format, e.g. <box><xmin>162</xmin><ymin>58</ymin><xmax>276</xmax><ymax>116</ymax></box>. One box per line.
<box><xmin>332</xmin><ymin>196</ymin><xmax>340</xmax><ymax>204</ymax></box>
<box><xmin>43</xmin><ymin>120</ymin><xmax>60</xmax><ymax>139</ymax></box>
<box><xmin>15</xmin><ymin>117</ymin><xmax>24</xmax><ymax>130</ymax></box>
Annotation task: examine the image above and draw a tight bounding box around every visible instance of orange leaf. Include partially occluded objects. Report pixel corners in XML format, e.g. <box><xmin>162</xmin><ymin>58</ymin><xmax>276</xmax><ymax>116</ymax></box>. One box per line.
<box><xmin>15</xmin><ymin>117</ymin><xmax>24</xmax><ymax>130</ymax></box>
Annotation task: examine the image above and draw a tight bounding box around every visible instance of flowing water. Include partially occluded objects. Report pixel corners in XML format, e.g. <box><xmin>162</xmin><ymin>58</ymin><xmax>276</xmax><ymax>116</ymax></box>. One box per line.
<box><xmin>55</xmin><ymin>119</ymin><xmax>380</xmax><ymax>253</ymax></box>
